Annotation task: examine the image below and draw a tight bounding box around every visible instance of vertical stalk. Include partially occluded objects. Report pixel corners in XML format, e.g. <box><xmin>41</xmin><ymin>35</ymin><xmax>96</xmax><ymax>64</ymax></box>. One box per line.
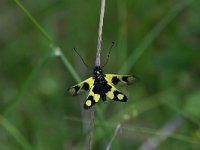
<box><xmin>89</xmin><ymin>109</ymin><xmax>95</xmax><ymax>150</ymax></box>
<box><xmin>89</xmin><ymin>0</ymin><xmax>106</xmax><ymax>150</ymax></box>
<box><xmin>95</xmin><ymin>0</ymin><xmax>106</xmax><ymax>67</ymax></box>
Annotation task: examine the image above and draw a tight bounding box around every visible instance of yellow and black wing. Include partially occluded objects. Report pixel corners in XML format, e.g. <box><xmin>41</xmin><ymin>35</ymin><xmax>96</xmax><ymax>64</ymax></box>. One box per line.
<box><xmin>68</xmin><ymin>77</ymin><xmax>94</xmax><ymax>96</ymax></box>
<box><xmin>84</xmin><ymin>86</ymin><xmax>101</xmax><ymax>109</ymax></box>
<box><xmin>105</xmin><ymin>82</ymin><xmax>127</xmax><ymax>102</ymax></box>
<box><xmin>105</xmin><ymin>74</ymin><xmax>136</xmax><ymax>86</ymax></box>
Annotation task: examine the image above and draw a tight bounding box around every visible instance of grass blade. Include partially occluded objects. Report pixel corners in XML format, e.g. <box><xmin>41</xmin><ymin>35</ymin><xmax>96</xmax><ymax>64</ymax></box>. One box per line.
<box><xmin>0</xmin><ymin>115</ymin><xmax>33</xmax><ymax>150</ymax></box>
<box><xmin>106</xmin><ymin>123</ymin><xmax>121</xmax><ymax>150</ymax></box>
<box><xmin>2</xmin><ymin>51</ymin><xmax>54</xmax><ymax>114</ymax></box>
<box><xmin>13</xmin><ymin>0</ymin><xmax>81</xmax><ymax>83</ymax></box>
<box><xmin>64</xmin><ymin>115</ymin><xmax>200</xmax><ymax>145</ymax></box>
<box><xmin>119</xmin><ymin>0</ymin><xmax>195</xmax><ymax>74</ymax></box>
<box><xmin>14</xmin><ymin>0</ymin><xmax>53</xmax><ymax>44</ymax></box>
<box><xmin>57</xmin><ymin>49</ymin><xmax>81</xmax><ymax>83</ymax></box>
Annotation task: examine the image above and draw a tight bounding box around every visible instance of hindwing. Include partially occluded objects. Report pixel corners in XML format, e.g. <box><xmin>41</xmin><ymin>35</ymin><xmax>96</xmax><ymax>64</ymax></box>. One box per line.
<box><xmin>68</xmin><ymin>77</ymin><xmax>94</xmax><ymax>96</ymax></box>
<box><xmin>105</xmin><ymin>74</ymin><xmax>136</xmax><ymax>86</ymax></box>
<box><xmin>84</xmin><ymin>86</ymin><xmax>100</xmax><ymax>109</ymax></box>
<box><xmin>105</xmin><ymin>82</ymin><xmax>127</xmax><ymax>102</ymax></box>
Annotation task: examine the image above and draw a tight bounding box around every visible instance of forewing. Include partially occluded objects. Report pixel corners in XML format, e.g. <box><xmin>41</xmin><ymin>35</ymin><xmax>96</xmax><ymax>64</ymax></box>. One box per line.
<box><xmin>83</xmin><ymin>86</ymin><xmax>101</xmax><ymax>109</ymax></box>
<box><xmin>105</xmin><ymin>82</ymin><xmax>127</xmax><ymax>102</ymax></box>
<box><xmin>68</xmin><ymin>77</ymin><xmax>94</xmax><ymax>96</ymax></box>
<box><xmin>105</xmin><ymin>74</ymin><xmax>136</xmax><ymax>86</ymax></box>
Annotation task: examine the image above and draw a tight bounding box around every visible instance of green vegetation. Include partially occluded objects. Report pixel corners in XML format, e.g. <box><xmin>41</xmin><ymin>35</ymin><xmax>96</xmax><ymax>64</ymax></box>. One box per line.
<box><xmin>0</xmin><ymin>0</ymin><xmax>200</xmax><ymax>149</ymax></box>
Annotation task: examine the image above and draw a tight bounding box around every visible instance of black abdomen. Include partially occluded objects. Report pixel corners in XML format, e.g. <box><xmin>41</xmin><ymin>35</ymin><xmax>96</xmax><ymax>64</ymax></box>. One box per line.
<box><xmin>93</xmin><ymin>75</ymin><xmax>111</xmax><ymax>101</ymax></box>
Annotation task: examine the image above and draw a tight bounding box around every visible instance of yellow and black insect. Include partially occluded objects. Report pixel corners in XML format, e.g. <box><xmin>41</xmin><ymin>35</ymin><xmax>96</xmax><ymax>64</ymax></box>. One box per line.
<box><xmin>68</xmin><ymin>43</ymin><xmax>137</xmax><ymax>109</ymax></box>
<box><xmin>68</xmin><ymin>66</ymin><xmax>136</xmax><ymax>109</ymax></box>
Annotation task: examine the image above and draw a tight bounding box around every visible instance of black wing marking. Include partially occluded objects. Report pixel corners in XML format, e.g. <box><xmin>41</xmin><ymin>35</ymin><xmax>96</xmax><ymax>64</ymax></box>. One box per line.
<box><xmin>105</xmin><ymin>74</ymin><xmax>136</xmax><ymax>86</ymax></box>
<box><xmin>68</xmin><ymin>77</ymin><xmax>94</xmax><ymax>96</ymax></box>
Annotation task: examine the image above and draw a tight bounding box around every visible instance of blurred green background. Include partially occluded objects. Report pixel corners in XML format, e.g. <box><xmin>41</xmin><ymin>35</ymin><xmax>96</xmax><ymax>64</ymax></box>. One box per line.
<box><xmin>0</xmin><ymin>0</ymin><xmax>200</xmax><ymax>149</ymax></box>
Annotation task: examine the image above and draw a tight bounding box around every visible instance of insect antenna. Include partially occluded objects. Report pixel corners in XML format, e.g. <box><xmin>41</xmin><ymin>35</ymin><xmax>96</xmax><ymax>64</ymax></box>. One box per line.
<box><xmin>101</xmin><ymin>41</ymin><xmax>114</xmax><ymax>68</ymax></box>
<box><xmin>73</xmin><ymin>48</ymin><xmax>93</xmax><ymax>69</ymax></box>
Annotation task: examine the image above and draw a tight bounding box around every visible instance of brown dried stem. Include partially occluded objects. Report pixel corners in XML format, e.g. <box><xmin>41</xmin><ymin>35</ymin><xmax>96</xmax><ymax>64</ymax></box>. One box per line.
<box><xmin>95</xmin><ymin>0</ymin><xmax>106</xmax><ymax>67</ymax></box>
<box><xmin>89</xmin><ymin>0</ymin><xmax>106</xmax><ymax>150</ymax></box>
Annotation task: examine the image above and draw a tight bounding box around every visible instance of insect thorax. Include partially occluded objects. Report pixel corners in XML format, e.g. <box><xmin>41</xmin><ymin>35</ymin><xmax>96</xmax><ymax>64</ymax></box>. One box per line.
<box><xmin>93</xmin><ymin>66</ymin><xmax>106</xmax><ymax>90</ymax></box>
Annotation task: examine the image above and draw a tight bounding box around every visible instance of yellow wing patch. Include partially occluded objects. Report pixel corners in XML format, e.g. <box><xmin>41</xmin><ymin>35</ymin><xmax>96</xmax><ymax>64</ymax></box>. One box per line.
<box><xmin>68</xmin><ymin>77</ymin><xmax>94</xmax><ymax>96</ymax></box>
<box><xmin>106</xmin><ymin>90</ymin><xmax>114</xmax><ymax>99</ymax></box>
<box><xmin>105</xmin><ymin>74</ymin><xmax>136</xmax><ymax>85</ymax></box>
<box><xmin>117</xmin><ymin>94</ymin><xmax>124</xmax><ymax>100</ymax></box>
<box><xmin>86</xmin><ymin>100</ymin><xmax>92</xmax><ymax>106</ymax></box>
<box><xmin>94</xmin><ymin>94</ymin><xmax>100</xmax><ymax>102</ymax></box>
<box><xmin>84</xmin><ymin>86</ymin><xmax>100</xmax><ymax>109</ymax></box>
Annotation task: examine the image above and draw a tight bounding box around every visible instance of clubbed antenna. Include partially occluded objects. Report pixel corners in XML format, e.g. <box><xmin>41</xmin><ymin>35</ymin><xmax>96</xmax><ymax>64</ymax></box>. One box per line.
<box><xmin>102</xmin><ymin>41</ymin><xmax>114</xmax><ymax>68</ymax></box>
<box><xmin>73</xmin><ymin>48</ymin><xmax>93</xmax><ymax>69</ymax></box>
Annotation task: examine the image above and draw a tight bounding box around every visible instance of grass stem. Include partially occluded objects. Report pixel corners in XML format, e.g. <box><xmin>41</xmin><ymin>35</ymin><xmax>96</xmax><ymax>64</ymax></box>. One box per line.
<box><xmin>90</xmin><ymin>0</ymin><xmax>106</xmax><ymax>149</ymax></box>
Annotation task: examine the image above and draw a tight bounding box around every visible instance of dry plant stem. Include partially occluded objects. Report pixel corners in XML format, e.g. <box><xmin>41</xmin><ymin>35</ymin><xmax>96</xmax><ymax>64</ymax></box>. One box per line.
<box><xmin>89</xmin><ymin>0</ymin><xmax>106</xmax><ymax>149</ymax></box>
<box><xmin>106</xmin><ymin>123</ymin><xmax>122</xmax><ymax>150</ymax></box>
<box><xmin>138</xmin><ymin>115</ymin><xmax>184</xmax><ymax>150</ymax></box>
<box><xmin>89</xmin><ymin>109</ymin><xmax>95</xmax><ymax>150</ymax></box>
<box><xmin>95</xmin><ymin>0</ymin><xmax>106</xmax><ymax>67</ymax></box>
